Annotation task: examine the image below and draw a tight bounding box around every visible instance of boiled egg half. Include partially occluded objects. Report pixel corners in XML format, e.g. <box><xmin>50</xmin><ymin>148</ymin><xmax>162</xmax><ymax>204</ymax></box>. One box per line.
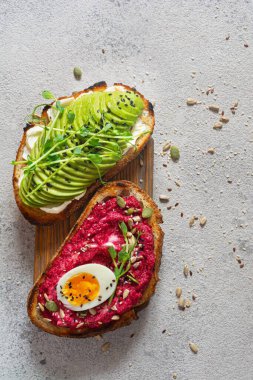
<box><xmin>56</xmin><ymin>264</ymin><xmax>116</xmax><ymax>311</ymax></box>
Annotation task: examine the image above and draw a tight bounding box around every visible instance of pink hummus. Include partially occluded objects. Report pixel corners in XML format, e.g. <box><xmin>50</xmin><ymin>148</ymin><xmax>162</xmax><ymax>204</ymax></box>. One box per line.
<box><xmin>38</xmin><ymin>195</ymin><xmax>155</xmax><ymax>329</ymax></box>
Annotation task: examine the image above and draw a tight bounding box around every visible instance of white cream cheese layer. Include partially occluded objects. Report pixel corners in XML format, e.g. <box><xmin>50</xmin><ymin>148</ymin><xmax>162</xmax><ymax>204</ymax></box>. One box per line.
<box><xmin>19</xmin><ymin>85</ymin><xmax>149</xmax><ymax>214</ymax></box>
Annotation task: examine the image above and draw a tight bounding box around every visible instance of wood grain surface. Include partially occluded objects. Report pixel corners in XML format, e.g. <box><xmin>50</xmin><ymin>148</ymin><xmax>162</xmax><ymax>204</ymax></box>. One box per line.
<box><xmin>34</xmin><ymin>139</ymin><xmax>154</xmax><ymax>281</ymax></box>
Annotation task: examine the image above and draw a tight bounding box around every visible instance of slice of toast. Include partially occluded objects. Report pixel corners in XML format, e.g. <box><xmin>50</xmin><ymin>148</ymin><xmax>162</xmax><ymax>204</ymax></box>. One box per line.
<box><xmin>13</xmin><ymin>82</ymin><xmax>154</xmax><ymax>225</ymax></box>
<box><xmin>27</xmin><ymin>180</ymin><xmax>164</xmax><ymax>338</ymax></box>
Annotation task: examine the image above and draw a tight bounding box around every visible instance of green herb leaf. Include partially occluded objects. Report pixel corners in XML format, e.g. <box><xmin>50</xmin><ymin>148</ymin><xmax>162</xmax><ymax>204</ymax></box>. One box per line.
<box><xmin>43</xmin><ymin>139</ymin><xmax>54</xmax><ymax>153</ymax></box>
<box><xmin>116</xmin><ymin>196</ymin><xmax>126</xmax><ymax>208</ymax></box>
<box><xmin>45</xmin><ymin>300</ymin><xmax>58</xmax><ymax>312</ymax></box>
<box><xmin>79</xmin><ymin>127</ymin><xmax>89</xmax><ymax>138</ymax></box>
<box><xmin>108</xmin><ymin>246</ymin><xmax>117</xmax><ymax>260</ymax></box>
<box><xmin>103</xmin><ymin>123</ymin><xmax>113</xmax><ymax>132</ymax></box>
<box><xmin>142</xmin><ymin>207</ymin><xmax>153</xmax><ymax>219</ymax></box>
<box><xmin>114</xmin><ymin>267</ymin><xmax>121</xmax><ymax>277</ymax></box>
<box><xmin>119</xmin><ymin>221</ymin><xmax>128</xmax><ymax>237</ymax></box>
<box><xmin>73</xmin><ymin>147</ymin><xmax>83</xmax><ymax>155</ymax></box>
<box><xmin>118</xmin><ymin>247</ymin><xmax>129</xmax><ymax>263</ymax></box>
<box><xmin>67</xmin><ymin>110</ymin><xmax>75</xmax><ymax>123</ymax></box>
<box><xmin>53</xmin><ymin>134</ymin><xmax>64</xmax><ymax>143</ymax></box>
<box><xmin>56</xmin><ymin>100</ymin><xmax>64</xmax><ymax>115</ymax></box>
<box><xmin>48</xmin><ymin>153</ymin><xmax>60</xmax><ymax>162</ymax></box>
<box><xmin>42</xmin><ymin>90</ymin><xmax>56</xmax><ymax>100</ymax></box>
<box><xmin>89</xmin><ymin>138</ymin><xmax>99</xmax><ymax>147</ymax></box>
<box><xmin>88</xmin><ymin>153</ymin><xmax>102</xmax><ymax>164</ymax></box>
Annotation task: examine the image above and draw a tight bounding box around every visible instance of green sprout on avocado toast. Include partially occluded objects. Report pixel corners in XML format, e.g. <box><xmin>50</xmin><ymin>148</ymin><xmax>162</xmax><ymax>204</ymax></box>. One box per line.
<box><xmin>12</xmin><ymin>89</ymin><xmax>146</xmax><ymax>208</ymax></box>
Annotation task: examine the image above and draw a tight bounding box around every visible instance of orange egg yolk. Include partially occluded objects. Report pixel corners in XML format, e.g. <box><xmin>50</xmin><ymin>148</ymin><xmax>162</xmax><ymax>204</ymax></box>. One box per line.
<box><xmin>62</xmin><ymin>272</ymin><xmax>100</xmax><ymax>307</ymax></box>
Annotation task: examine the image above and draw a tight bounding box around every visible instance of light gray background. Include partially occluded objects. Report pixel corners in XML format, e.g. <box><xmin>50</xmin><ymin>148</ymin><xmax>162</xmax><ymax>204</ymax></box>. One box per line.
<box><xmin>0</xmin><ymin>1</ymin><xmax>252</xmax><ymax>379</ymax></box>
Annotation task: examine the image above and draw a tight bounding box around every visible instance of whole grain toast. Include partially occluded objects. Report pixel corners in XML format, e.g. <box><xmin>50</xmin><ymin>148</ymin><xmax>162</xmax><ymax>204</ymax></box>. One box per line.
<box><xmin>27</xmin><ymin>180</ymin><xmax>164</xmax><ymax>338</ymax></box>
<box><xmin>13</xmin><ymin>82</ymin><xmax>154</xmax><ymax>225</ymax></box>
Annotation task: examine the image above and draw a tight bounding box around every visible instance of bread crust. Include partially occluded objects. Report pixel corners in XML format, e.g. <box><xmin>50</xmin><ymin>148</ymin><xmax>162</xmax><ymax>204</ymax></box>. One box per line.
<box><xmin>27</xmin><ymin>180</ymin><xmax>164</xmax><ymax>338</ymax></box>
<box><xmin>13</xmin><ymin>82</ymin><xmax>154</xmax><ymax>225</ymax></box>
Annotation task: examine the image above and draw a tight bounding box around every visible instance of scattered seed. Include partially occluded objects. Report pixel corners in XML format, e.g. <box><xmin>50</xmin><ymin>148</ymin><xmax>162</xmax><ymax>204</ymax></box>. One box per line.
<box><xmin>176</xmin><ymin>287</ymin><xmax>182</xmax><ymax>298</ymax></box>
<box><xmin>199</xmin><ymin>216</ymin><xmax>207</xmax><ymax>227</ymax></box>
<box><xmin>76</xmin><ymin>322</ymin><xmax>84</xmax><ymax>329</ymax></box>
<box><xmin>123</xmin><ymin>289</ymin><xmax>130</xmax><ymax>299</ymax></box>
<box><xmin>181</xmin><ymin>212</ymin><xmax>184</xmax><ymax>217</ymax></box>
<box><xmin>59</xmin><ymin>309</ymin><xmax>65</xmax><ymax>318</ymax></box>
<box><xmin>116</xmin><ymin>196</ymin><xmax>126</xmax><ymax>208</ymax></box>
<box><xmin>192</xmin><ymin>293</ymin><xmax>197</xmax><ymax>301</ymax></box>
<box><xmin>186</xmin><ymin>98</ymin><xmax>197</xmax><ymax>106</ymax></box>
<box><xmin>175</xmin><ymin>181</ymin><xmax>181</xmax><ymax>187</ymax></box>
<box><xmin>189</xmin><ymin>216</ymin><xmax>195</xmax><ymax>227</ymax></box>
<box><xmin>240</xmin><ymin>263</ymin><xmax>244</xmax><ymax>269</ymax></box>
<box><xmin>111</xmin><ymin>305</ymin><xmax>117</xmax><ymax>311</ymax></box>
<box><xmin>170</xmin><ymin>146</ymin><xmax>180</xmax><ymax>161</ymax></box>
<box><xmin>101</xmin><ymin>342</ymin><xmax>111</xmax><ymax>352</ymax></box>
<box><xmin>207</xmin><ymin>147</ymin><xmax>215</xmax><ymax>154</ymax></box>
<box><xmin>159</xmin><ymin>195</ymin><xmax>169</xmax><ymax>202</ymax></box>
<box><xmin>111</xmin><ymin>315</ymin><xmax>120</xmax><ymax>320</ymax></box>
<box><xmin>102</xmin><ymin>49</ymin><xmax>105</xmax><ymax>54</ymax></box>
<box><xmin>43</xmin><ymin>318</ymin><xmax>52</xmax><ymax>323</ymax></box>
<box><xmin>213</xmin><ymin>122</ymin><xmax>223</xmax><ymax>129</ymax></box>
<box><xmin>162</xmin><ymin>142</ymin><xmax>171</xmax><ymax>152</ymax></box>
<box><xmin>73</xmin><ymin>67</ymin><xmax>82</xmax><ymax>80</ymax></box>
<box><xmin>38</xmin><ymin>303</ymin><xmax>44</xmax><ymax>312</ymax></box>
<box><xmin>185</xmin><ymin>299</ymin><xmax>191</xmax><ymax>308</ymax></box>
<box><xmin>183</xmin><ymin>264</ymin><xmax>190</xmax><ymax>277</ymax></box>
<box><xmin>244</xmin><ymin>43</ymin><xmax>249</xmax><ymax>48</ymax></box>
<box><xmin>189</xmin><ymin>342</ymin><xmax>199</xmax><ymax>354</ymax></box>
<box><xmin>220</xmin><ymin>116</ymin><xmax>229</xmax><ymax>123</ymax></box>
<box><xmin>45</xmin><ymin>301</ymin><xmax>58</xmax><ymax>312</ymax></box>
<box><xmin>208</xmin><ymin>104</ymin><xmax>219</xmax><ymax>113</ymax></box>
<box><xmin>142</xmin><ymin>208</ymin><xmax>153</xmax><ymax>219</ymax></box>
<box><xmin>172</xmin><ymin>373</ymin><xmax>178</xmax><ymax>379</ymax></box>
<box><xmin>178</xmin><ymin>297</ymin><xmax>185</xmax><ymax>310</ymax></box>
<box><xmin>89</xmin><ymin>308</ymin><xmax>96</xmax><ymax>316</ymax></box>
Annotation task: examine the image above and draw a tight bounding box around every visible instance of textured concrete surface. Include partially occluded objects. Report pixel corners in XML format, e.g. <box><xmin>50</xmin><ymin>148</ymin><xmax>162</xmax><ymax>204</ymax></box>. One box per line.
<box><xmin>0</xmin><ymin>1</ymin><xmax>253</xmax><ymax>379</ymax></box>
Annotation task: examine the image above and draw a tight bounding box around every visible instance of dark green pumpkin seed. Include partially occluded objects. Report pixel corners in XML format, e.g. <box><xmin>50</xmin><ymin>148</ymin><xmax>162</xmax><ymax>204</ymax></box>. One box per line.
<box><xmin>142</xmin><ymin>207</ymin><xmax>153</xmax><ymax>218</ymax></box>
<box><xmin>73</xmin><ymin>67</ymin><xmax>82</xmax><ymax>80</ymax></box>
<box><xmin>45</xmin><ymin>300</ymin><xmax>58</xmax><ymax>312</ymax></box>
<box><xmin>116</xmin><ymin>196</ymin><xmax>126</xmax><ymax>208</ymax></box>
<box><xmin>170</xmin><ymin>146</ymin><xmax>180</xmax><ymax>161</ymax></box>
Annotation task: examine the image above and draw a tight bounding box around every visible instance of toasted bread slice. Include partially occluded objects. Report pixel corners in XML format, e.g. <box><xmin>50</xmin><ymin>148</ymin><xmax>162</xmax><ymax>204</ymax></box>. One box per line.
<box><xmin>27</xmin><ymin>180</ymin><xmax>164</xmax><ymax>338</ymax></box>
<box><xmin>13</xmin><ymin>82</ymin><xmax>154</xmax><ymax>225</ymax></box>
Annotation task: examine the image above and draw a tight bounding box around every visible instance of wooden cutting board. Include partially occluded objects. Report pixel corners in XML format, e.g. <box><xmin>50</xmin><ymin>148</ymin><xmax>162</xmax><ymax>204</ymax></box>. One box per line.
<box><xmin>34</xmin><ymin>139</ymin><xmax>154</xmax><ymax>281</ymax></box>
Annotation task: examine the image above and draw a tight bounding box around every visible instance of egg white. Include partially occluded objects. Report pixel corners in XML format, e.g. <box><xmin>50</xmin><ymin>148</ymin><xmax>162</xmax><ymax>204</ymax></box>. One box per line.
<box><xmin>56</xmin><ymin>264</ymin><xmax>116</xmax><ymax>312</ymax></box>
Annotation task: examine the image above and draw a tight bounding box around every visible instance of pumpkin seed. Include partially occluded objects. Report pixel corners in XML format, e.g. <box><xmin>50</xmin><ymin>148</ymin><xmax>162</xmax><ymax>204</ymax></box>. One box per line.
<box><xmin>123</xmin><ymin>289</ymin><xmax>130</xmax><ymax>299</ymax></box>
<box><xmin>116</xmin><ymin>196</ymin><xmax>126</xmax><ymax>208</ymax></box>
<box><xmin>126</xmin><ymin>207</ymin><xmax>135</xmax><ymax>215</ymax></box>
<box><xmin>45</xmin><ymin>301</ymin><xmax>58</xmax><ymax>312</ymax></box>
<box><xmin>189</xmin><ymin>216</ymin><xmax>195</xmax><ymax>227</ymax></box>
<box><xmin>220</xmin><ymin>116</ymin><xmax>229</xmax><ymax>123</ymax></box>
<box><xmin>159</xmin><ymin>195</ymin><xmax>169</xmax><ymax>202</ymax></box>
<box><xmin>189</xmin><ymin>342</ymin><xmax>199</xmax><ymax>353</ymax></box>
<box><xmin>213</xmin><ymin>122</ymin><xmax>223</xmax><ymax>129</ymax></box>
<box><xmin>176</xmin><ymin>287</ymin><xmax>182</xmax><ymax>298</ymax></box>
<box><xmin>170</xmin><ymin>146</ymin><xmax>180</xmax><ymax>161</ymax></box>
<box><xmin>142</xmin><ymin>207</ymin><xmax>153</xmax><ymax>218</ymax></box>
<box><xmin>73</xmin><ymin>66</ymin><xmax>82</xmax><ymax>80</ymax></box>
<box><xmin>199</xmin><ymin>216</ymin><xmax>207</xmax><ymax>227</ymax></box>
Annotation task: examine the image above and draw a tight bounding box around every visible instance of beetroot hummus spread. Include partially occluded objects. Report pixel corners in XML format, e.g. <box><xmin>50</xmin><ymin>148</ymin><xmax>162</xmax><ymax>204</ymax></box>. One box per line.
<box><xmin>38</xmin><ymin>195</ymin><xmax>155</xmax><ymax>329</ymax></box>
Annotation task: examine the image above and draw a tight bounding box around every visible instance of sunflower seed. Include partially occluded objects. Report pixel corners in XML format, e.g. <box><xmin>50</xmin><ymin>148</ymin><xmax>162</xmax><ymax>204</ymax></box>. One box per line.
<box><xmin>207</xmin><ymin>147</ymin><xmax>215</xmax><ymax>154</ymax></box>
<box><xmin>186</xmin><ymin>98</ymin><xmax>197</xmax><ymax>106</ymax></box>
<box><xmin>199</xmin><ymin>216</ymin><xmax>207</xmax><ymax>227</ymax></box>
<box><xmin>111</xmin><ymin>315</ymin><xmax>120</xmax><ymax>320</ymax></box>
<box><xmin>220</xmin><ymin>116</ymin><xmax>229</xmax><ymax>123</ymax></box>
<box><xmin>59</xmin><ymin>309</ymin><xmax>65</xmax><ymax>318</ymax></box>
<box><xmin>76</xmin><ymin>322</ymin><xmax>84</xmax><ymax>329</ymax></box>
<box><xmin>213</xmin><ymin>122</ymin><xmax>223</xmax><ymax>129</ymax></box>
<box><xmin>159</xmin><ymin>195</ymin><xmax>169</xmax><ymax>202</ymax></box>
<box><xmin>38</xmin><ymin>303</ymin><xmax>45</xmax><ymax>312</ymax></box>
<box><xmin>178</xmin><ymin>297</ymin><xmax>185</xmax><ymax>309</ymax></box>
<box><xmin>162</xmin><ymin>142</ymin><xmax>171</xmax><ymax>152</ymax></box>
<box><xmin>176</xmin><ymin>287</ymin><xmax>182</xmax><ymax>298</ymax></box>
<box><xmin>44</xmin><ymin>293</ymin><xmax>49</xmax><ymax>302</ymax></box>
<box><xmin>111</xmin><ymin>305</ymin><xmax>117</xmax><ymax>311</ymax></box>
<box><xmin>128</xmin><ymin>218</ymin><xmax>134</xmax><ymax>229</ymax></box>
<box><xmin>185</xmin><ymin>299</ymin><xmax>191</xmax><ymax>308</ymax></box>
<box><xmin>116</xmin><ymin>196</ymin><xmax>126</xmax><ymax>208</ymax></box>
<box><xmin>101</xmin><ymin>342</ymin><xmax>111</xmax><ymax>352</ymax></box>
<box><xmin>189</xmin><ymin>216</ymin><xmax>195</xmax><ymax>227</ymax></box>
<box><xmin>189</xmin><ymin>342</ymin><xmax>199</xmax><ymax>353</ymax></box>
<box><xmin>133</xmin><ymin>215</ymin><xmax>141</xmax><ymax>222</ymax></box>
<box><xmin>43</xmin><ymin>318</ymin><xmax>52</xmax><ymax>323</ymax></box>
<box><xmin>183</xmin><ymin>264</ymin><xmax>190</xmax><ymax>277</ymax></box>
<box><xmin>208</xmin><ymin>104</ymin><xmax>219</xmax><ymax>112</ymax></box>
<box><xmin>123</xmin><ymin>289</ymin><xmax>130</xmax><ymax>299</ymax></box>
<box><xmin>89</xmin><ymin>308</ymin><xmax>96</xmax><ymax>315</ymax></box>
<box><xmin>130</xmin><ymin>256</ymin><xmax>137</xmax><ymax>264</ymax></box>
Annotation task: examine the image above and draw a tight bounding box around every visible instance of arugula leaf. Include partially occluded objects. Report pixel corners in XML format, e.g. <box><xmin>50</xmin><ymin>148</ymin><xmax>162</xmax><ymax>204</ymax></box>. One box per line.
<box><xmin>108</xmin><ymin>246</ymin><xmax>117</xmax><ymax>260</ymax></box>
<box><xmin>67</xmin><ymin>110</ymin><xmax>75</xmax><ymax>123</ymax></box>
<box><xmin>88</xmin><ymin>153</ymin><xmax>102</xmax><ymax>164</ymax></box>
<box><xmin>119</xmin><ymin>221</ymin><xmax>128</xmax><ymax>237</ymax></box>
<box><xmin>73</xmin><ymin>147</ymin><xmax>83</xmax><ymax>155</ymax></box>
<box><xmin>42</xmin><ymin>90</ymin><xmax>56</xmax><ymax>100</ymax></box>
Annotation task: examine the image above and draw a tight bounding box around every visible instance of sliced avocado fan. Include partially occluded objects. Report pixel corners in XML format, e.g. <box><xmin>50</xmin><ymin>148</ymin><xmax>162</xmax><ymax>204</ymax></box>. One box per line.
<box><xmin>19</xmin><ymin>90</ymin><xmax>144</xmax><ymax>208</ymax></box>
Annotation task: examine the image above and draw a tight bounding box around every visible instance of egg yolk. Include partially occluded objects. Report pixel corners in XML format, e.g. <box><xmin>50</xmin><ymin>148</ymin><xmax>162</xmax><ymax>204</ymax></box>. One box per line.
<box><xmin>62</xmin><ymin>272</ymin><xmax>100</xmax><ymax>307</ymax></box>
